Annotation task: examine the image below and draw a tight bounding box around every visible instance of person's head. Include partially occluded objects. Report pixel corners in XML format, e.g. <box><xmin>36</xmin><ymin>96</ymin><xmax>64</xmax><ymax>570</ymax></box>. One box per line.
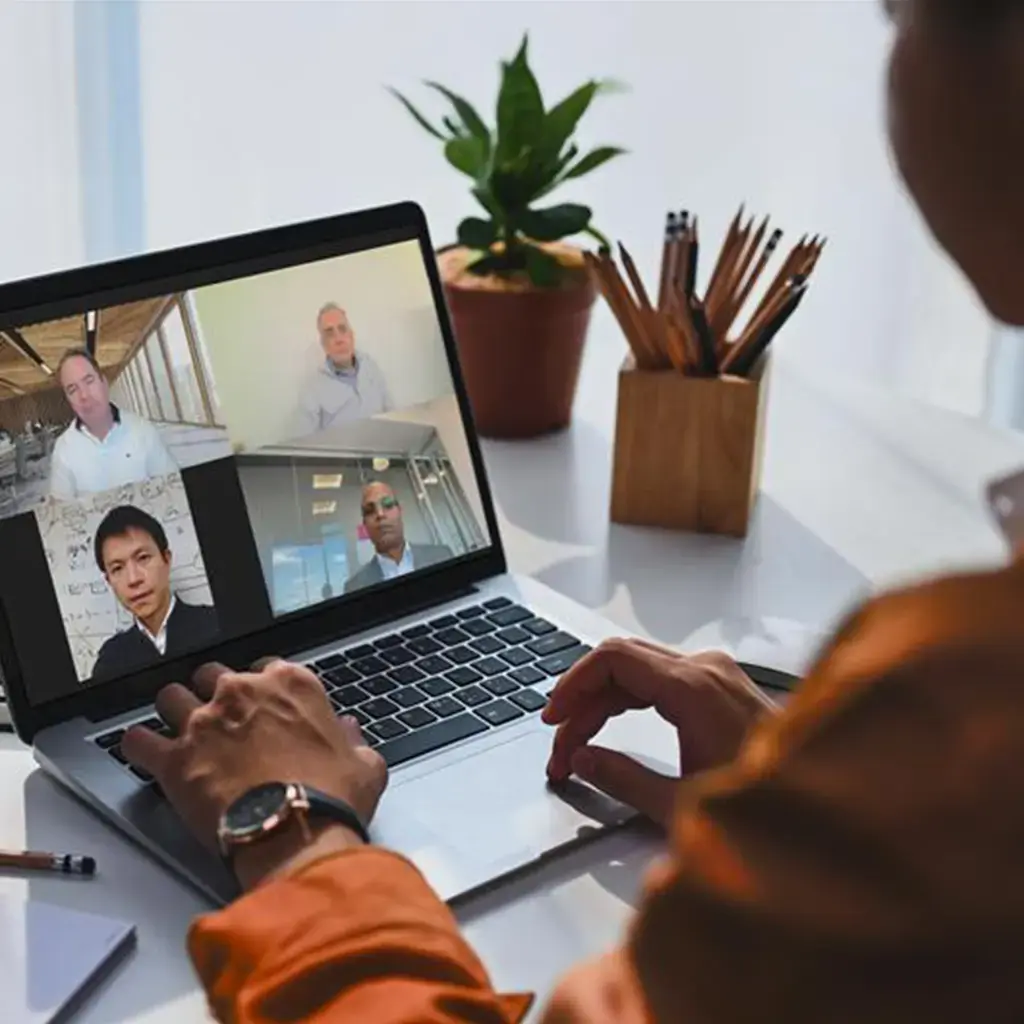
<box><xmin>885</xmin><ymin>0</ymin><xmax>1024</xmax><ymax>324</ymax></box>
<box><xmin>94</xmin><ymin>506</ymin><xmax>173</xmax><ymax>628</ymax></box>
<box><xmin>317</xmin><ymin>303</ymin><xmax>356</xmax><ymax>368</ymax></box>
<box><xmin>360</xmin><ymin>481</ymin><xmax>404</xmax><ymax>555</ymax></box>
<box><xmin>58</xmin><ymin>348</ymin><xmax>112</xmax><ymax>431</ymax></box>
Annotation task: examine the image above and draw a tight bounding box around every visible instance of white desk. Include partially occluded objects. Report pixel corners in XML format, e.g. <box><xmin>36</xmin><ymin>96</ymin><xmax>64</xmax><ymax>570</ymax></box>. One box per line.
<box><xmin>3</xmin><ymin>328</ymin><xmax>1024</xmax><ymax>1022</ymax></box>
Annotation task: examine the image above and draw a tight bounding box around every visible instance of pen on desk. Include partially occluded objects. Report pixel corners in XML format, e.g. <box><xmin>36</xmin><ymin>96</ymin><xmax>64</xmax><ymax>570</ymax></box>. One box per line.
<box><xmin>0</xmin><ymin>849</ymin><xmax>97</xmax><ymax>876</ymax></box>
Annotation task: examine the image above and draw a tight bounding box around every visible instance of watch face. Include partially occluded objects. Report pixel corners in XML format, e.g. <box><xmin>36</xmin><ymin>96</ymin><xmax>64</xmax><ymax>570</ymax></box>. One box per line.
<box><xmin>224</xmin><ymin>782</ymin><xmax>290</xmax><ymax>837</ymax></box>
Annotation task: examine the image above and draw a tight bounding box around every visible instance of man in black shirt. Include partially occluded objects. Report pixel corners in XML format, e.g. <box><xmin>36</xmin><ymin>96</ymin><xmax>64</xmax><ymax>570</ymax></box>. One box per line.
<box><xmin>91</xmin><ymin>505</ymin><xmax>219</xmax><ymax>680</ymax></box>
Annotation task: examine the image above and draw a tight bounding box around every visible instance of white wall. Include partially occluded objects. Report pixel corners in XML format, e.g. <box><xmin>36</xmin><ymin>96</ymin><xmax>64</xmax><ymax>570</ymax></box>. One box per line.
<box><xmin>189</xmin><ymin>240</ymin><xmax>450</xmax><ymax>452</ymax></box>
<box><xmin>0</xmin><ymin>3</ymin><xmax>82</xmax><ymax>281</ymax></box>
<box><xmin>135</xmin><ymin>0</ymin><xmax>995</xmax><ymax>421</ymax></box>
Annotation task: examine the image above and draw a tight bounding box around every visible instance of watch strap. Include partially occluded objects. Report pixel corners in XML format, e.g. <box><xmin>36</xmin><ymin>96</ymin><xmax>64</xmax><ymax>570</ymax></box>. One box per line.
<box><xmin>303</xmin><ymin>786</ymin><xmax>371</xmax><ymax>845</ymax></box>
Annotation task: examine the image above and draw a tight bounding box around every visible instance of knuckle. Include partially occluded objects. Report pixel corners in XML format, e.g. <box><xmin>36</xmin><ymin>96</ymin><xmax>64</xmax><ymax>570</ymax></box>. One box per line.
<box><xmin>597</xmin><ymin>636</ymin><xmax>632</xmax><ymax>659</ymax></box>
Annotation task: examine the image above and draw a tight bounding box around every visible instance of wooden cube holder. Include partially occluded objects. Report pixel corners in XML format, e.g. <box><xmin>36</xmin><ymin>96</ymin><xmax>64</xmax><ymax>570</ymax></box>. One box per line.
<box><xmin>610</xmin><ymin>355</ymin><xmax>770</xmax><ymax>538</ymax></box>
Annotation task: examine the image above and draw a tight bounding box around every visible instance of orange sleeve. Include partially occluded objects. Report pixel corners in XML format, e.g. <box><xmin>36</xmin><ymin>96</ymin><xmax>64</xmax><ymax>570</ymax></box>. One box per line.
<box><xmin>188</xmin><ymin>847</ymin><xmax>533</xmax><ymax>1024</ymax></box>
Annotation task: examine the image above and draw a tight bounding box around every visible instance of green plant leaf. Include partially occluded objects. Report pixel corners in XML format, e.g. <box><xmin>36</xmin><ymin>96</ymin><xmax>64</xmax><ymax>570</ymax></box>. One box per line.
<box><xmin>495</xmin><ymin>35</ymin><xmax>544</xmax><ymax>162</ymax></box>
<box><xmin>467</xmin><ymin>252</ymin><xmax>510</xmax><ymax>276</ymax></box>
<box><xmin>519</xmin><ymin>203</ymin><xmax>592</xmax><ymax>242</ymax></box>
<box><xmin>444</xmin><ymin>136</ymin><xmax>488</xmax><ymax>178</ymax></box>
<box><xmin>387</xmin><ymin>87</ymin><xmax>445</xmax><ymax>140</ymax></box>
<box><xmin>523</xmin><ymin>245</ymin><xmax>564</xmax><ymax>287</ymax></box>
<box><xmin>472</xmin><ymin>185</ymin><xmax>500</xmax><ymax>218</ymax></box>
<box><xmin>457</xmin><ymin>216</ymin><xmax>498</xmax><ymax>249</ymax></box>
<box><xmin>559</xmin><ymin>145</ymin><xmax>626</xmax><ymax>182</ymax></box>
<box><xmin>425</xmin><ymin>81</ymin><xmax>491</xmax><ymax>149</ymax></box>
<box><xmin>536</xmin><ymin>82</ymin><xmax>598</xmax><ymax>166</ymax></box>
<box><xmin>442</xmin><ymin>116</ymin><xmax>464</xmax><ymax>138</ymax></box>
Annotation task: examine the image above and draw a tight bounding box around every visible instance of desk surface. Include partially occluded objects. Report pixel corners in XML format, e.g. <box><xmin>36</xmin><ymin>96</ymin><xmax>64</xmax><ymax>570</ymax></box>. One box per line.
<box><xmin>3</xmin><ymin>330</ymin><xmax>1023</xmax><ymax>1023</ymax></box>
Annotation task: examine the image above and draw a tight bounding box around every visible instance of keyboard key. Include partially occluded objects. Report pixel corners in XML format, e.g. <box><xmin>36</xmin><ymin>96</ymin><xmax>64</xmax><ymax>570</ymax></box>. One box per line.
<box><xmin>407</xmin><ymin>636</ymin><xmax>443</xmax><ymax>657</ymax></box>
<box><xmin>511</xmin><ymin>688</ymin><xmax>548</xmax><ymax>713</ymax></box>
<box><xmin>420</xmin><ymin>677</ymin><xmax>455</xmax><ymax>697</ymax></box>
<box><xmin>446</xmin><ymin>646</ymin><xmax>479</xmax><ymax>665</ymax></box>
<box><xmin>435</xmin><ymin>627</ymin><xmax>471</xmax><ymax>647</ymax></box>
<box><xmin>476</xmin><ymin>700</ymin><xmax>525</xmax><ymax>727</ymax></box>
<box><xmin>509</xmin><ymin>665</ymin><xmax>546</xmax><ymax>686</ymax></box>
<box><xmin>527</xmin><ymin>632</ymin><xmax>581</xmax><ymax>658</ymax></box>
<box><xmin>397</xmin><ymin>706</ymin><xmax>437</xmax><ymax>730</ymax></box>
<box><xmin>522</xmin><ymin>617</ymin><xmax>557</xmax><ymax>636</ymax></box>
<box><xmin>325</xmin><ymin>665</ymin><xmax>360</xmax><ymax>688</ymax></box>
<box><xmin>347</xmin><ymin>644</ymin><xmax>376</xmax><ymax>660</ymax></box>
<box><xmin>388</xmin><ymin>665</ymin><xmax>426</xmax><ymax>686</ymax></box>
<box><xmin>538</xmin><ymin>645</ymin><xmax>592</xmax><ymax>676</ymax></box>
<box><xmin>456</xmin><ymin>605</ymin><xmax>485</xmax><ymax>620</ymax></box>
<box><xmin>138</xmin><ymin>717</ymin><xmax>163</xmax><ymax>731</ymax></box>
<box><xmin>488</xmin><ymin>604</ymin><xmax>532</xmax><ymax>627</ymax></box>
<box><xmin>496</xmin><ymin>625</ymin><xmax>531</xmax><ymax>645</ymax></box>
<box><xmin>482</xmin><ymin>676</ymin><xmax>518</xmax><ymax>697</ymax></box>
<box><xmin>483</xmin><ymin>596</ymin><xmax>513</xmax><ymax>610</ymax></box>
<box><xmin>446</xmin><ymin>665</ymin><xmax>483</xmax><ymax>687</ymax></box>
<box><xmin>108</xmin><ymin>745</ymin><xmax>128</xmax><ymax>764</ymax></box>
<box><xmin>352</xmin><ymin>655</ymin><xmax>389</xmax><ymax>676</ymax></box>
<box><xmin>425</xmin><ymin>696</ymin><xmax>463</xmax><ymax>718</ymax></box>
<box><xmin>130</xmin><ymin>765</ymin><xmax>155</xmax><ymax>783</ymax></box>
<box><xmin>380</xmin><ymin>646</ymin><xmax>417</xmax><ymax>667</ymax></box>
<box><xmin>316</xmin><ymin>653</ymin><xmax>347</xmax><ymax>670</ymax></box>
<box><xmin>374</xmin><ymin>634</ymin><xmax>405</xmax><ymax>649</ymax></box>
<box><xmin>350</xmin><ymin>707</ymin><xmax>371</xmax><ymax>728</ymax></box>
<box><xmin>368</xmin><ymin>718</ymin><xmax>408</xmax><ymax>741</ymax></box>
<box><xmin>499</xmin><ymin>647</ymin><xmax>534</xmax><ymax>667</ymax></box>
<box><xmin>462</xmin><ymin>617</ymin><xmax>496</xmax><ymax>637</ymax></box>
<box><xmin>392</xmin><ymin>686</ymin><xmax>427</xmax><ymax>708</ymax></box>
<box><xmin>428</xmin><ymin>614</ymin><xmax>457</xmax><ymax>629</ymax></box>
<box><xmin>95</xmin><ymin>729</ymin><xmax>124</xmax><ymax>749</ymax></box>
<box><xmin>401</xmin><ymin>624</ymin><xmax>431</xmax><ymax>640</ymax></box>
<box><xmin>376</xmin><ymin>713</ymin><xmax>488</xmax><ymax>767</ymax></box>
<box><xmin>474</xmin><ymin>657</ymin><xmax>508</xmax><ymax>677</ymax></box>
<box><xmin>361</xmin><ymin>676</ymin><xmax>398</xmax><ymax>697</ymax></box>
<box><xmin>416</xmin><ymin>654</ymin><xmax>452</xmax><ymax>675</ymax></box>
<box><xmin>362</xmin><ymin>697</ymin><xmax>401</xmax><ymax>720</ymax></box>
<box><xmin>455</xmin><ymin>685</ymin><xmax>491</xmax><ymax>707</ymax></box>
<box><xmin>332</xmin><ymin>683</ymin><xmax>369</xmax><ymax>707</ymax></box>
<box><xmin>470</xmin><ymin>635</ymin><xmax>504</xmax><ymax>655</ymax></box>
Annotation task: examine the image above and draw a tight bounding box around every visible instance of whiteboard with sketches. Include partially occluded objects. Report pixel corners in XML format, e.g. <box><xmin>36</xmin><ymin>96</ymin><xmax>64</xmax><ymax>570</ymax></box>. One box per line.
<box><xmin>34</xmin><ymin>472</ymin><xmax>212</xmax><ymax>681</ymax></box>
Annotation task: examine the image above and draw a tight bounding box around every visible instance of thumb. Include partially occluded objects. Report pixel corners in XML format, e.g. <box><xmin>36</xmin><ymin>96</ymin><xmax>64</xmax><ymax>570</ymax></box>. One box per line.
<box><xmin>571</xmin><ymin>746</ymin><xmax>677</xmax><ymax>829</ymax></box>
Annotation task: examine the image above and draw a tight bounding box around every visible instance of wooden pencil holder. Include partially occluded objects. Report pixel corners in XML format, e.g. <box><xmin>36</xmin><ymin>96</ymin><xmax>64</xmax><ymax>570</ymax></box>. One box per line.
<box><xmin>610</xmin><ymin>355</ymin><xmax>770</xmax><ymax>538</ymax></box>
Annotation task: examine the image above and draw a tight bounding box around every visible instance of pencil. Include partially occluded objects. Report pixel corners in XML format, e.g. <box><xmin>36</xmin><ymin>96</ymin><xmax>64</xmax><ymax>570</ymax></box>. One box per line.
<box><xmin>685</xmin><ymin>215</ymin><xmax>700</xmax><ymax>299</ymax></box>
<box><xmin>703</xmin><ymin>205</ymin><xmax>745</xmax><ymax>317</ymax></box>
<box><xmin>713</xmin><ymin>216</ymin><xmax>769</xmax><ymax>339</ymax></box>
<box><xmin>657</xmin><ymin>212</ymin><xmax>678</xmax><ymax>312</ymax></box>
<box><xmin>689</xmin><ymin>296</ymin><xmax>718</xmax><ymax>375</ymax></box>
<box><xmin>720</xmin><ymin>227</ymin><xmax>783</xmax><ymax>340</ymax></box>
<box><xmin>722</xmin><ymin>280</ymin><xmax>808</xmax><ymax>377</ymax></box>
<box><xmin>741</xmin><ymin>235</ymin><xmax>808</xmax><ymax>336</ymax></box>
<box><xmin>595</xmin><ymin>249</ymin><xmax>663</xmax><ymax>370</ymax></box>
<box><xmin>729</xmin><ymin>273</ymin><xmax>804</xmax><ymax>362</ymax></box>
<box><xmin>585</xmin><ymin>252</ymin><xmax>653</xmax><ymax>369</ymax></box>
<box><xmin>0</xmin><ymin>850</ymin><xmax>96</xmax><ymax>876</ymax></box>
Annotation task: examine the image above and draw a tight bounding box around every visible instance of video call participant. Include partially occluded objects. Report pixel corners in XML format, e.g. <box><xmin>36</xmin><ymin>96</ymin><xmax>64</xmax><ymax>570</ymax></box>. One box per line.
<box><xmin>292</xmin><ymin>303</ymin><xmax>393</xmax><ymax>436</ymax></box>
<box><xmin>50</xmin><ymin>348</ymin><xmax>178</xmax><ymax>501</ymax></box>
<box><xmin>344</xmin><ymin>481</ymin><xmax>452</xmax><ymax>593</ymax></box>
<box><xmin>91</xmin><ymin>505</ymin><xmax>219</xmax><ymax>680</ymax></box>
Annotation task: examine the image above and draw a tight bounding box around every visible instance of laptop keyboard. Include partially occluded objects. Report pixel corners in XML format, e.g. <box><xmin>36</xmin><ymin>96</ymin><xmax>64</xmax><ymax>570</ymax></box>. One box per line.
<box><xmin>92</xmin><ymin>597</ymin><xmax>591</xmax><ymax>783</ymax></box>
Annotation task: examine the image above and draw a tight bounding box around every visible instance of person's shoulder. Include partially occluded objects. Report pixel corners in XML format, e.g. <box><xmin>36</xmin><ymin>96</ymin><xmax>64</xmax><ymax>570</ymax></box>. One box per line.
<box><xmin>51</xmin><ymin>423</ymin><xmax>77</xmax><ymax>454</ymax></box>
<box><xmin>120</xmin><ymin>409</ymin><xmax>160</xmax><ymax>435</ymax></box>
<box><xmin>174</xmin><ymin>598</ymin><xmax>218</xmax><ymax>623</ymax></box>
<box><xmin>92</xmin><ymin>628</ymin><xmax>137</xmax><ymax>678</ymax></box>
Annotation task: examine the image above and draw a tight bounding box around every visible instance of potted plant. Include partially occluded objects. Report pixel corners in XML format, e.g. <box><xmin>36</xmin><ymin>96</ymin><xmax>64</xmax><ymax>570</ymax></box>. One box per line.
<box><xmin>390</xmin><ymin>36</ymin><xmax>625</xmax><ymax>438</ymax></box>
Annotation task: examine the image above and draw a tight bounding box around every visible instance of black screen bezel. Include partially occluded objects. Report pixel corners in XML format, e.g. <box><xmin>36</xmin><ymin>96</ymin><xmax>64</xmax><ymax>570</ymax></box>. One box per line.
<box><xmin>0</xmin><ymin>201</ymin><xmax>507</xmax><ymax>743</ymax></box>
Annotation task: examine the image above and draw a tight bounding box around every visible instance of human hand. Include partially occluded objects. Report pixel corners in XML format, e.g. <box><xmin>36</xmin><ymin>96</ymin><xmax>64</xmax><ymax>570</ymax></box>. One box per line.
<box><xmin>543</xmin><ymin>639</ymin><xmax>776</xmax><ymax>828</ymax></box>
<box><xmin>121</xmin><ymin>659</ymin><xmax>387</xmax><ymax>888</ymax></box>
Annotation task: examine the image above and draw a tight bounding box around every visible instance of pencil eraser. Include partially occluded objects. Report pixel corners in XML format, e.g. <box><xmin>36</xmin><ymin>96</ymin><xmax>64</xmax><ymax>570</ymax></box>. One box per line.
<box><xmin>81</xmin><ymin>856</ymin><xmax>96</xmax><ymax>876</ymax></box>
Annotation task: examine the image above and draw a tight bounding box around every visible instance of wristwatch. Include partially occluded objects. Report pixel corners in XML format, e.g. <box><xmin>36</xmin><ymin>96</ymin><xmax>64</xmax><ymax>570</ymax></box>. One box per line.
<box><xmin>217</xmin><ymin>781</ymin><xmax>370</xmax><ymax>859</ymax></box>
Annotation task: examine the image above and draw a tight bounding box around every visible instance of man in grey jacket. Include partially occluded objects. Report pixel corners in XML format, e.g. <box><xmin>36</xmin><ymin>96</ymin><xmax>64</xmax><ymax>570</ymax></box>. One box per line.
<box><xmin>292</xmin><ymin>303</ymin><xmax>393</xmax><ymax>436</ymax></box>
<box><xmin>344</xmin><ymin>480</ymin><xmax>452</xmax><ymax>594</ymax></box>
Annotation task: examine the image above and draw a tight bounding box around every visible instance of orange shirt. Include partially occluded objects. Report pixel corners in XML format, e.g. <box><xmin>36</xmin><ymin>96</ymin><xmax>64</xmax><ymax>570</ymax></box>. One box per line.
<box><xmin>190</xmin><ymin>562</ymin><xmax>1024</xmax><ymax>1023</ymax></box>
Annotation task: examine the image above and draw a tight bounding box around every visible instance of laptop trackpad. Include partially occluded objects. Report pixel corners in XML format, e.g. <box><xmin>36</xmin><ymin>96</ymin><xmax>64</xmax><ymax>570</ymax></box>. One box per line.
<box><xmin>372</xmin><ymin>729</ymin><xmax>635</xmax><ymax>899</ymax></box>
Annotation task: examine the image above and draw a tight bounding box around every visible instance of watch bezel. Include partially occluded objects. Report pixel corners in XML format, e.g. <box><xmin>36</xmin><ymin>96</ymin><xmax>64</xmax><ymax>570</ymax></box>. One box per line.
<box><xmin>217</xmin><ymin>781</ymin><xmax>310</xmax><ymax>856</ymax></box>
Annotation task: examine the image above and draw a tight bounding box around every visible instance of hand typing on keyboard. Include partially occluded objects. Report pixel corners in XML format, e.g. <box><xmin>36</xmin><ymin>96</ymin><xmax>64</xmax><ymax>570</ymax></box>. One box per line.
<box><xmin>543</xmin><ymin>640</ymin><xmax>777</xmax><ymax>829</ymax></box>
<box><xmin>120</xmin><ymin>660</ymin><xmax>387</xmax><ymax>889</ymax></box>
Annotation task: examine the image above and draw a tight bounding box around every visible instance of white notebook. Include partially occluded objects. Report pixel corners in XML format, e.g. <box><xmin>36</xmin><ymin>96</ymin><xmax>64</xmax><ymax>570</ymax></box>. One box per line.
<box><xmin>0</xmin><ymin>896</ymin><xmax>136</xmax><ymax>1023</ymax></box>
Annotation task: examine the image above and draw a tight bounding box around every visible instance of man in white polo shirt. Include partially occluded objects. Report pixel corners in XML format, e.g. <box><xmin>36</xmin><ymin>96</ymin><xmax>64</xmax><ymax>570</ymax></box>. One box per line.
<box><xmin>49</xmin><ymin>348</ymin><xmax>178</xmax><ymax>501</ymax></box>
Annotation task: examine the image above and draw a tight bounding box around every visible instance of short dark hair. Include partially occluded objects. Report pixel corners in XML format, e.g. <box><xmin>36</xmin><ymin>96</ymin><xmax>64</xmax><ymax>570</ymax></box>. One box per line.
<box><xmin>94</xmin><ymin>506</ymin><xmax>169</xmax><ymax>574</ymax></box>
<box><xmin>927</xmin><ymin>0</ymin><xmax>1024</xmax><ymax>29</ymax></box>
<box><xmin>58</xmin><ymin>347</ymin><xmax>102</xmax><ymax>381</ymax></box>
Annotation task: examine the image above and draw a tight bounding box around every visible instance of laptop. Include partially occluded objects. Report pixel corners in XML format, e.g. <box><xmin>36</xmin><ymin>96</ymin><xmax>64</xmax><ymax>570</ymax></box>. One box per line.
<box><xmin>0</xmin><ymin>202</ymin><xmax>681</xmax><ymax>905</ymax></box>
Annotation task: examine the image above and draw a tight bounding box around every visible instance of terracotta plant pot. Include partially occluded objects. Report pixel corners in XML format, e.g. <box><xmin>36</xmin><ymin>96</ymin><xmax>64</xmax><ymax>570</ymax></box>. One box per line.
<box><xmin>439</xmin><ymin>245</ymin><xmax>597</xmax><ymax>439</ymax></box>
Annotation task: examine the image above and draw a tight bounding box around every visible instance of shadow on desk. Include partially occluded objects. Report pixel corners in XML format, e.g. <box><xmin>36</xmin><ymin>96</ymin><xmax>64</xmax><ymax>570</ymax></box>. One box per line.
<box><xmin>23</xmin><ymin>769</ymin><xmax>204</xmax><ymax>1024</ymax></box>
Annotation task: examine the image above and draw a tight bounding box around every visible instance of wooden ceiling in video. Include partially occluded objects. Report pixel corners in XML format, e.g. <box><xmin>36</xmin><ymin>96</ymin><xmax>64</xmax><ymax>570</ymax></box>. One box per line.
<box><xmin>0</xmin><ymin>296</ymin><xmax>176</xmax><ymax>397</ymax></box>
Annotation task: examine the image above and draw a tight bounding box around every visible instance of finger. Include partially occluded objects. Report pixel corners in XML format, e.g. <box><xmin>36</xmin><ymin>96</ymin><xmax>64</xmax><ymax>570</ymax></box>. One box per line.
<box><xmin>154</xmin><ymin>683</ymin><xmax>202</xmax><ymax>733</ymax></box>
<box><xmin>338</xmin><ymin>714</ymin><xmax>366</xmax><ymax>748</ymax></box>
<box><xmin>192</xmin><ymin>661</ymin><xmax>233</xmax><ymax>701</ymax></box>
<box><xmin>571</xmin><ymin>745</ymin><xmax>677</xmax><ymax>829</ymax></box>
<box><xmin>251</xmin><ymin>655</ymin><xmax>286</xmax><ymax>673</ymax></box>
<box><xmin>542</xmin><ymin>640</ymin><xmax>680</xmax><ymax>725</ymax></box>
<box><xmin>120</xmin><ymin>724</ymin><xmax>173</xmax><ymax>779</ymax></box>
<box><xmin>546</xmin><ymin>690</ymin><xmax>641</xmax><ymax>781</ymax></box>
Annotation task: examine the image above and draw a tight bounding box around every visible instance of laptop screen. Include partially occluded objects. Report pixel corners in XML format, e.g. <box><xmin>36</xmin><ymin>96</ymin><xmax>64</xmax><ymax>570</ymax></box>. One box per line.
<box><xmin>0</xmin><ymin>223</ymin><xmax>494</xmax><ymax>707</ymax></box>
